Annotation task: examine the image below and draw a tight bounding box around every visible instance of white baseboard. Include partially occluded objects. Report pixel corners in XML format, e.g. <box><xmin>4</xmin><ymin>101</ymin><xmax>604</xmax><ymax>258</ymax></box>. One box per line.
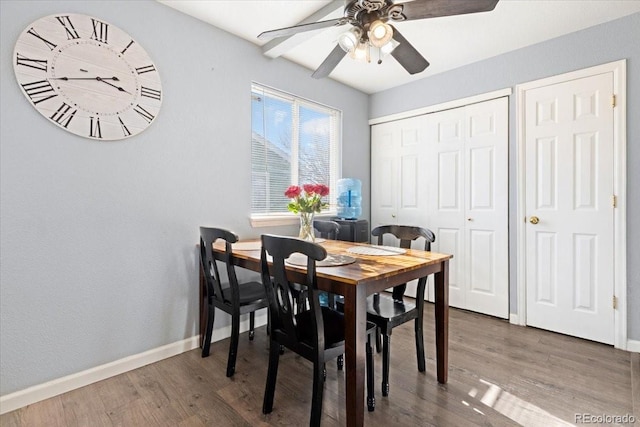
<box><xmin>0</xmin><ymin>313</ymin><xmax>268</xmax><ymax>415</ymax></box>
<box><xmin>509</xmin><ymin>313</ymin><xmax>521</xmax><ymax>325</ymax></box>
<box><xmin>627</xmin><ymin>339</ymin><xmax>640</xmax><ymax>353</ymax></box>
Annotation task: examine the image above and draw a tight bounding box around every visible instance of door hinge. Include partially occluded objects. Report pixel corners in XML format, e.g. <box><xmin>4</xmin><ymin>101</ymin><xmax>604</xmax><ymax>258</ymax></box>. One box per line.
<box><xmin>613</xmin><ymin>296</ymin><xmax>618</xmax><ymax>309</ymax></box>
<box><xmin>612</xmin><ymin>94</ymin><xmax>616</xmax><ymax>108</ymax></box>
<box><xmin>612</xmin><ymin>195</ymin><xmax>617</xmax><ymax>208</ymax></box>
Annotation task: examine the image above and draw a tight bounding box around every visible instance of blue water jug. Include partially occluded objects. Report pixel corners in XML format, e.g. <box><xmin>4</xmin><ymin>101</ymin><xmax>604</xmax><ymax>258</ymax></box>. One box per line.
<box><xmin>336</xmin><ymin>178</ymin><xmax>362</xmax><ymax>219</ymax></box>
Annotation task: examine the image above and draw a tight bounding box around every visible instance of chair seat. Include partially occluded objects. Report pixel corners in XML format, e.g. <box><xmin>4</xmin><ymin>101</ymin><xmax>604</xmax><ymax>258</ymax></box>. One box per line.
<box><xmin>366</xmin><ymin>293</ymin><xmax>416</xmax><ymax>319</ymax></box>
<box><xmin>296</xmin><ymin>306</ymin><xmax>345</xmax><ymax>349</ymax></box>
<box><xmin>220</xmin><ymin>280</ymin><xmax>266</xmax><ymax>305</ymax></box>
<box><xmin>296</xmin><ymin>306</ymin><xmax>377</xmax><ymax>349</ymax></box>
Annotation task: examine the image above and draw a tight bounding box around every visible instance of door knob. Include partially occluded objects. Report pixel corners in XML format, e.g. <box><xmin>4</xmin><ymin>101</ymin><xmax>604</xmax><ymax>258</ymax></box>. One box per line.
<box><xmin>529</xmin><ymin>216</ymin><xmax>539</xmax><ymax>224</ymax></box>
<box><xmin>391</xmin><ymin>214</ymin><xmax>396</xmax><ymax>218</ymax></box>
<box><xmin>467</xmin><ymin>218</ymin><xmax>473</xmax><ymax>221</ymax></box>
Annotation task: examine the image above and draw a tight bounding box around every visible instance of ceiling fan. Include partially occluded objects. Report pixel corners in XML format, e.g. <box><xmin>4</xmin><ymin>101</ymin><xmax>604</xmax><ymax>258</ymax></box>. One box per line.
<box><xmin>258</xmin><ymin>0</ymin><xmax>499</xmax><ymax>79</ymax></box>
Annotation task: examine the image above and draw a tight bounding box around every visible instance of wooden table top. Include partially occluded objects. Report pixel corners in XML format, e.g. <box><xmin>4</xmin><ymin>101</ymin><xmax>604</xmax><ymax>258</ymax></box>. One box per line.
<box><xmin>214</xmin><ymin>238</ymin><xmax>452</xmax><ymax>287</ymax></box>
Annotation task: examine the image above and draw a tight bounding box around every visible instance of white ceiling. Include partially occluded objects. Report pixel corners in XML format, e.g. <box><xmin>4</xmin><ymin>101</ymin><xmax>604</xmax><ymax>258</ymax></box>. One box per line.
<box><xmin>158</xmin><ymin>0</ymin><xmax>640</xmax><ymax>94</ymax></box>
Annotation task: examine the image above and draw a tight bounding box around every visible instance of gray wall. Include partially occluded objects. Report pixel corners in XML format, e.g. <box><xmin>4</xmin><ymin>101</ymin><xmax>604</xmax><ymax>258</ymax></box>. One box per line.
<box><xmin>0</xmin><ymin>0</ymin><xmax>370</xmax><ymax>395</ymax></box>
<box><xmin>370</xmin><ymin>12</ymin><xmax>640</xmax><ymax>340</ymax></box>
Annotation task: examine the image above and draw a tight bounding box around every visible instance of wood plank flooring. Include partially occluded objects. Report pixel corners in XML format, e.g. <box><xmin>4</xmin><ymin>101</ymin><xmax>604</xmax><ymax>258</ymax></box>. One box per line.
<box><xmin>2</xmin><ymin>304</ymin><xmax>637</xmax><ymax>426</ymax></box>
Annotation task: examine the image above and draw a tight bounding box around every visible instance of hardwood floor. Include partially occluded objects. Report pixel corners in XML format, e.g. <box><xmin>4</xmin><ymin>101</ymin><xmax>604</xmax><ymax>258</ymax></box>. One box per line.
<box><xmin>2</xmin><ymin>304</ymin><xmax>637</xmax><ymax>426</ymax></box>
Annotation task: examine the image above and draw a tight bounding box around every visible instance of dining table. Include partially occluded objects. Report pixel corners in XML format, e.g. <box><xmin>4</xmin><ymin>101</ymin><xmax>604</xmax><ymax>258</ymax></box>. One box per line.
<box><xmin>201</xmin><ymin>238</ymin><xmax>452</xmax><ymax>427</ymax></box>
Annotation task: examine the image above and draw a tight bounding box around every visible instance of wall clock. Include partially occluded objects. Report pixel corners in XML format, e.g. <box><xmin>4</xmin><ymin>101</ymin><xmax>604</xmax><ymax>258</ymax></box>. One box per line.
<box><xmin>13</xmin><ymin>13</ymin><xmax>162</xmax><ymax>140</ymax></box>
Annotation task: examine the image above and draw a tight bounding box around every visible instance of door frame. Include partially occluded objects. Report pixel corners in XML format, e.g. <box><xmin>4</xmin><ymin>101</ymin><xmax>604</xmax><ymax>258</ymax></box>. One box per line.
<box><xmin>515</xmin><ymin>60</ymin><xmax>627</xmax><ymax>349</ymax></box>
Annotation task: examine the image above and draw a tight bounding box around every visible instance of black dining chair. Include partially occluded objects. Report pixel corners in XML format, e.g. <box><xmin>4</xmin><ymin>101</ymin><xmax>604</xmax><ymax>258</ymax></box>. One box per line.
<box><xmin>313</xmin><ymin>219</ymin><xmax>342</xmax><ymax>306</ymax></box>
<box><xmin>369</xmin><ymin>225</ymin><xmax>435</xmax><ymax>396</ymax></box>
<box><xmin>312</xmin><ymin>219</ymin><xmax>340</xmax><ymax>240</ymax></box>
<box><xmin>260</xmin><ymin>234</ymin><xmax>376</xmax><ymax>426</ymax></box>
<box><xmin>199</xmin><ymin>227</ymin><xmax>268</xmax><ymax>377</ymax></box>
<box><xmin>290</xmin><ymin>220</ymin><xmax>342</xmax><ymax>314</ymax></box>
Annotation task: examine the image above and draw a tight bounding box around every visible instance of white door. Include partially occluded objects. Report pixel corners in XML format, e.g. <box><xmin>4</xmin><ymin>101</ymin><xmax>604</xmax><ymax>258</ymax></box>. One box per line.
<box><xmin>371</xmin><ymin>116</ymin><xmax>428</xmax><ymax>298</ymax></box>
<box><xmin>524</xmin><ymin>72</ymin><xmax>615</xmax><ymax>344</ymax></box>
<box><xmin>425</xmin><ymin>98</ymin><xmax>509</xmax><ymax>318</ymax></box>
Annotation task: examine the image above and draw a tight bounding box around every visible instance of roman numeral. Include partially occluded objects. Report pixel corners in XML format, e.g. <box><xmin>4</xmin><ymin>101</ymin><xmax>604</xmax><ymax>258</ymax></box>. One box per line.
<box><xmin>16</xmin><ymin>53</ymin><xmax>48</xmax><ymax>72</ymax></box>
<box><xmin>135</xmin><ymin>65</ymin><xmax>155</xmax><ymax>75</ymax></box>
<box><xmin>140</xmin><ymin>87</ymin><xmax>161</xmax><ymax>101</ymax></box>
<box><xmin>55</xmin><ymin>15</ymin><xmax>80</xmax><ymax>40</ymax></box>
<box><xmin>50</xmin><ymin>103</ymin><xmax>77</xmax><ymax>128</ymax></box>
<box><xmin>26</xmin><ymin>28</ymin><xmax>57</xmax><ymax>51</ymax></box>
<box><xmin>90</xmin><ymin>19</ymin><xmax>109</xmax><ymax>43</ymax></box>
<box><xmin>118</xmin><ymin>116</ymin><xmax>132</xmax><ymax>137</ymax></box>
<box><xmin>121</xmin><ymin>40</ymin><xmax>135</xmax><ymax>55</ymax></box>
<box><xmin>89</xmin><ymin>117</ymin><xmax>102</xmax><ymax>138</ymax></box>
<box><xmin>133</xmin><ymin>105</ymin><xmax>155</xmax><ymax>123</ymax></box>
<box><xmin>21</xmin><ymin>80</ymin><xmax>58</xmax><ymax>105</ymax></box>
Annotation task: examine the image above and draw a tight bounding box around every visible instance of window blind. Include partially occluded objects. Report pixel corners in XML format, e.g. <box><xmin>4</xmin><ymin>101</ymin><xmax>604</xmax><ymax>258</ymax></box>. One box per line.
<box><xmin>251</xmin><ymin>84</ymin><xmax>341</xmax><ymax>215</ymax></box>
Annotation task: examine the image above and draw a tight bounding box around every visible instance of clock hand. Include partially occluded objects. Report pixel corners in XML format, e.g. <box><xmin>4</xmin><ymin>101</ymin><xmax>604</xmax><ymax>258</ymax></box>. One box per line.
<box><xmin>51</xmin><ymin>76</ymin><xmax>121</xmax><ymax>81</ymax></box>
<box><xmin>96</xmin><ymin>76</ymin><xmax>132</xmax><ymax>94</ymax></box>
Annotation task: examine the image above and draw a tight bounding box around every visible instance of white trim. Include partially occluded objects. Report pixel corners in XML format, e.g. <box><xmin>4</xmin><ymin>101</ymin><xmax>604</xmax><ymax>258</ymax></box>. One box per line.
<box><xmin>627</xmin><ymin>340</ymin><xmax>640</xmax><ymax>353</ymax></box>
<box><xmin>0</xmin><ymin>313</ymin><xmax>268</xmax><ymax>415</ymax></box>
<box><xmin>509</xmin><ymin>313</ymin><xmax>521</xmax><ymax>325</ymax></box>
<box><xmin>368</xmin><ymin>88</ymin><xmax>512</xmax><ymax>125</ymax></box>
<box><xmin>250</xmin><ymin>211</ymin><xmax>337</xmax><ymax>228</ymax></box>
<box><xmin>515</xmin><ymin>59</ymin><xmax>627</xmax><ymax>349</ymax></box>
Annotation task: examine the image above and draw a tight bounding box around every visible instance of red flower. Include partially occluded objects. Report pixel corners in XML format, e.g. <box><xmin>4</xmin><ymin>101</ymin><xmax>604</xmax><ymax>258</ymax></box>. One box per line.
<box><xmin>285</xmin><ymin>183</ymin><xmax>330</xmax><ymax>214</ymax></box>
<box><xmin>315</xmin><ymin>184</ymin><xmax>329</xmax><ymax>197</ymax></box>
<box><xmin>284</xmin><ymin>185</ymin><xmax>301</xmax><ymax>198</ymax></box>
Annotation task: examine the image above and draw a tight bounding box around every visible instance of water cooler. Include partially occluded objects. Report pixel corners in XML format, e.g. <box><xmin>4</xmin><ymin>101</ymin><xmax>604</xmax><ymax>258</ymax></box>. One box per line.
<box><xmin>333</xmin><ymin>178</ymin><xmax>369</xmax><ymax>243</ymax></box>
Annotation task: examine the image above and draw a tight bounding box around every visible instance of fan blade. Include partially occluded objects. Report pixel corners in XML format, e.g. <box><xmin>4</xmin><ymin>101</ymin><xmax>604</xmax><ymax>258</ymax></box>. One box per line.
<box><xmin>312</xmin><ymin>45</ymin><xmax>347</xmax><ymax>79</ymax></box>
<box><xmin>258</xmin><ymin>18</ymin><xmax>346</xmax><ymax>40</ymax></box>
<box><xmin>390</xmin><ymin>25</ymin><xmax>429</xmax><ymax>75</ymax></box>
<box><xmin>395</xmin><ymin>0</ymin><xmax>499</xmax><ymax>21</ymax></box>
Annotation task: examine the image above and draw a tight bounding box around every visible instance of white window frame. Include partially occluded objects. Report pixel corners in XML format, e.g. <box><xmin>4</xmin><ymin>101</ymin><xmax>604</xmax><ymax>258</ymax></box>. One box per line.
<box><xmin>250</xmin><ymin>83</ymin><xmax>342</xmax><ymax>227</ymax></box>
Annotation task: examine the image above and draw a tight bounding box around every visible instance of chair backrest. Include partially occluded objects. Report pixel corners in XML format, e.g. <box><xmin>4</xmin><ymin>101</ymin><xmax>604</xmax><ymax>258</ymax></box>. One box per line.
<box><xmin>371</xmin><ymin>225</ymin><xmax>435</xmax><ymax>250</ymax></box>
<box><xmin>372</xmin><ymin>225</ymin><xmax>435</xmax><ymax>300</ymax></box>
<box><xmin>260</xmin><ymin>234</ymin><xmax>327</xmax><ymax>353</ymax></box>
<box><xmin>313</xmin><ymin>220</ymin><xmax>340</xmax><ymax>240</ymax></box>
<box><xmin>200</xmin><ymin>227</ymin><xmax>241</xmax><ymax>306</ymax></box>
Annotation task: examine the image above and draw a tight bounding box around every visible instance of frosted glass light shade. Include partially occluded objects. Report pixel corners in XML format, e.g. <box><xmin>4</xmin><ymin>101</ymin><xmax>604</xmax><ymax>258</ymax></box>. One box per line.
<box><xmin>368</xmin><ymin>20</ymin><xmax>393</xmax><ymax>48</ymax></box>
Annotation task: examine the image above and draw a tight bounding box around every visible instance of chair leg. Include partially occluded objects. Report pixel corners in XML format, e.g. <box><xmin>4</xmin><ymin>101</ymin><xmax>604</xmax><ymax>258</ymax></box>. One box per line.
<box><xmin>226</xmin><ymin>313</ymin><xmax>240</xmax><ymax>377</ymax></box>
<box><xmin>415</xmin><ymin>317</ymin><xmax>426</xmax><ymax>372</ymax></box>
<box><xmin>382</xmin><ymin>334</ymin><xmax>390</xmax><ymax>396</ymax></box>
<box><xmin>201</xmin><ymin>303</ymin><xmax>214</xmax><ymax>358</ymax></box>
<box><xmin>375</xmin><ymin>327</ymin><xmax>382</xmax><ymax>353</ymax></box>
<box><xmin>366</xmin><ymin>335</ymin><xmax>375</xmax><ymax>412</ymax></box>
<box><xmin>249</xmin><ymin>311</ymin><xmax>255</xmax><ymax>341</ymax></box>
<box><xmin>310</xmin><ymin>358</ymin><xmax>325</xmax><ymax>427</ymax></box>
<box><xmin>262</xmin><ymin>339</ymin><xmax>281</xmax><ymax>414</ymax></box>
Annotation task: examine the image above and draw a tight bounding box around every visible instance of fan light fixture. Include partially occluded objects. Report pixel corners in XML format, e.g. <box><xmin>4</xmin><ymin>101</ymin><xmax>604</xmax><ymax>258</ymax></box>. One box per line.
<box><xmin>368</xmin><ymin>20</ymin><xmax>393</xmax><ymax>48</ymax></box>
<box><xmin>338</xmin><ymin>28</ymin><xmax>361</xmax><ymax>53</ymax></box>
<box><xmin>351</xmin><ymin>41</ymin><xmax>370</xmax><ymax>62</ymax></box>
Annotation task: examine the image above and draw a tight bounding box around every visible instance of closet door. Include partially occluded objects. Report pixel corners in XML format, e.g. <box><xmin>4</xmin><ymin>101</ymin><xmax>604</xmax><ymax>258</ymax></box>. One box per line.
<box><xmin>371</xmin><ymin>116</ymin><xmax>427</xmax><ymax>298</ymax></box>
<box><xmin>464</xmin><ymin>98</ymin><xmax>509</xmax><ymax>318</ymax></box>
<box><xmin>425</xmin><ymin>97</ymin><xmax>509</xmax><ymax>318</ymax></box>
<box><xmin>371</xmin><ymin>116</ymin><xmax>426</xmax><ymax>230</ymax></box>
<box><xmin>424</xmin><ymin>107</ymin><xmax>466</xmax><ymax>308</ymax></box>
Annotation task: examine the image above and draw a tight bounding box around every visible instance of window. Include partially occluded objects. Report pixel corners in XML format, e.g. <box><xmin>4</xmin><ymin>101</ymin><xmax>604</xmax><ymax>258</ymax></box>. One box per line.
<box><xmin>251</xmin><ymin>83</ymin><xmax>341</xmax><ymax>224</ymax></box>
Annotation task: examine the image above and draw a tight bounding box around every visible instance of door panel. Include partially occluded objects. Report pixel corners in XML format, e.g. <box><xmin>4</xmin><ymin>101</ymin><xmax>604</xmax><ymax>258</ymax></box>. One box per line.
<box><xmin>524</xmin><ymin>72</ymin><xmax>614</xmax><ymax>344</ymax></box>
<box><xmin>463</xmin><ymin>98</ymin><xmax>509</xmax><ymax>318</ymax></box>
<box><xmin>425</xmin><ymin>97</ymin><xmax>508</xmax><ymax>318</ymax></box>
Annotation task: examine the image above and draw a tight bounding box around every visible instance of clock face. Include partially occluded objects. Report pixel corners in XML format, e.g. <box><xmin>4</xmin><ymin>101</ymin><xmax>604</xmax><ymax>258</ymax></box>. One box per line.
<box><xmin>13</xmin><ymin>13</ymin><xmax>162</xmax><ymax>140</ymax></box>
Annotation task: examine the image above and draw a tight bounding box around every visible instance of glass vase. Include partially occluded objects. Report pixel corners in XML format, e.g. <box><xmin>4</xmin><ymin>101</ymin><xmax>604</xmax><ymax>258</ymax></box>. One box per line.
<box><xmin>298</xmin><ymin>211</ymin><xmax>316</xmax><ymax>242</ymax></box>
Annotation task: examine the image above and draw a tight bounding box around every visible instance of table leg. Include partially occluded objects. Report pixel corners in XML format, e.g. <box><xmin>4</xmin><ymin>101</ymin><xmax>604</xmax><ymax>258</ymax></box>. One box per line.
<box><xmin>343</xmin><ymin>285</ymin><xmax>367</xmax><ymax>427</ymax></box>
<box><xmin>434</xmin><ymin>259</ymin><xmax>449</xmax><ymax>384</ymax></box>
